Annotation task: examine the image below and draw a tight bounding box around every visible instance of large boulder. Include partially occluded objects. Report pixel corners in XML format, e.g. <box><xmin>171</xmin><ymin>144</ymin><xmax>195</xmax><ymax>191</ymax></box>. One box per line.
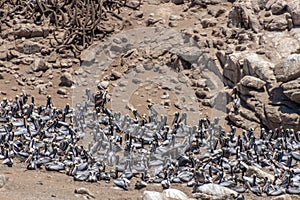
<box><xmin>274</xmin><ymin>54</ymin><xmax>300</xmax><ymax>83</ymax></box>
<box><xmin>243</xmin><ymin>53</ymin><xmax>276</xmax><ymax>84</ymax></box>
<box><xmin>239</xmin><ymin>75</ymin><xmax>266</xmax><ymax>90</ymax></box>
<box><xmin>193</xmin><ymin>183</ymin><xmax>238</xmax><ymax>199</ymax></box>
<box><xmin>282</xmin><ymin>77</ymin><xmax>300</xmax><ymax>104</ymax></box>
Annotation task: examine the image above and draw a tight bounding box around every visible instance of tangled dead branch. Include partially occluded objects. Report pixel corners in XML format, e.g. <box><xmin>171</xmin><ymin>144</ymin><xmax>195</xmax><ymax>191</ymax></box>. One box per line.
<box><xmin>0</xmin><ymin>0</ymin><xmax>141</xmax><ymax>56</ymax></box>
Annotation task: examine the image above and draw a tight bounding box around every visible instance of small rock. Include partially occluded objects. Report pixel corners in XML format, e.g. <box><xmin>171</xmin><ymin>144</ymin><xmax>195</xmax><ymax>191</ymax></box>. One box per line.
<box><xmin>132</xmin><ymin>78</ymin><xmax>143</xmax><ymax>84</ymax></box>
<box><xmin>0</xmin><ymin>73</ymin><xmax>3</xmax><ymax>79</ymax></box>
<box><xmin>16</xmin><ymin>79</ymin><xmax>26</xmax><ymax>86</ymax></box>
<box><xmin>135</xmin><ymin>11</ymin><xmax>144</xmax><ymax>18</ymax></box>
<box><xmin>74</xmin><ymin>187</ymin><xmax>95</xmax><ymax>199</ymax></box>
<box><xmin>60</xmin><ymin>72</ymin><xmax>74</xmax><ymax>87</ymax></box>
<box><xmin>239</xmin><ymin>75</ymin><xmax>266</xmax><ymax>90</ymax></box>
<box><xmin>195</xmin><ymin>90</ymin><xmax>207</xmax><ymax>99</ymax></box>
<box><xmin>143</xmin><ymin>63</ymin><xmax>153</xmax><ymax>70</ymax></box>
<box><xmin>273</xmin><ymin>194</ymin><xmax>292</xmax><ymax>200</ymax></box>
<box><xmin>160</xmin><ymin>91</ymin><xmax>169</xmax><ymax>99</ymax></box>
<box><xmin>11</xmin><ymin>86</ymin><xmax>18</xmax><ymax>91</ymax></box>
<box><xmin>169</xmin><ymin>21</ymin><xmax>178</xmax><ymax>27</ymax></box>
<box><xmin>100</xmin><ymin>81</ymin><xmax>109</xmax><ymax>89</ymax></box>
<box><xmin>111</xmin><ymin>71</ymin><xmax>122</xmax><ymax>79</ymax></box>
<box><xmin>32</xmin><ymin>58</ymin><xmax>48</xmax><ymax>72</ymax></box>
<box><xmin>118</xmin><ymin>80</ymin><xmax>128</xmax><ymax>87</ymax></box>
<box><xmin>171</xmin><ymin>0</ymin><xmax>184</xmax><ymax>5</ymax></box>
<box><xmin>37</xmin><ymin>84</ymin><xmax>47</xmax><ymax>95</ymax></box>
<box><xmin>57</xmin><ymin>88</ymin><xmax>67</xmax><ymax>95</ymax></box>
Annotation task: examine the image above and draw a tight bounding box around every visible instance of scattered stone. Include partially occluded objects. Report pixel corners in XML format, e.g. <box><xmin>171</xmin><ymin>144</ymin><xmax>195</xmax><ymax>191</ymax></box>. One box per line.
<box><xmin>195</xmin><ymin>90</ymin><xmax>207</xmax><ymax>99</ymax></box>
<box><xmin>57</xmin><ymin>88</ymin><xmax>67</xmax><ymax>95</ymax></box>
<box><xmin>60</xmin><ymin>72</ymin><xmax>74</xmax><ymax>87</ymax></box>
<box><xmin>37</xmin><ymin>84</ymin><xmax>47</xmax><ymax>95</ymax></box>
<box><xmin>32</xmin><ymin>58</ymin><xmax>48</xmax><ymax>72</ymax></box>
<box><xmin>100</xmin><ymin>81</ymin><xmax>109</xmax><ymax>89</ymax></box>
<box><xmin>74</xmin><ymin>188</ymin><xmax>95</xmax><ymax>199</ymax></box>
<box><xmin>160</xmin><ymin>91</ymin><xmax>169</xmax><ymax>99</ymax></box>
<box><xmin>193</xmin><ymin>183</ymin><xmax>238</xmax><ymax>199</ymax></box>
<box><xmin>171</xmin><ymin>0</ymin><xmax>184</xmax><ymax>5</ymax></box>
<box><xmin>111</xmin><ymin>71</ymin><xmax>122</xmax><ymax>80</ymax></box>
<box><xmin>16</xmin><ymin>79</ymin><xmax>26</xmax><ymax>86</ymax></box>
<box><xmin>11</xmin><ymin>86</ymin><xmax>18</xmax><ymax>91</ymax></box>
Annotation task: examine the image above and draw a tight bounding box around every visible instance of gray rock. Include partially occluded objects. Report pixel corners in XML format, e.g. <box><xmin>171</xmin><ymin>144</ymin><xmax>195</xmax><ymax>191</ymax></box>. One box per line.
<box><xmin>100</xmin><ymin>81</ymin><xmax>109</xmax><ymax>89</ymax></box>
<box><xmin>60</xmin><ymin>72</ymin><xmax>74</xmax><ymax>87</ymax></box>
<box><xmin>239</xmin><ymin>75</ymin><xmax>266</xmax><ymax>90</ymax></box>
<box><xmin>16</xmin><ymin>40</ymin><xmax>45</xmax><ymax>54</ymax></box>
<box><xmin>243</xmin><ymin>53</ymin><xmax>276</xmax><ymax>84</ymax></box>
<box><xmin>32</xmin><ymin>58</ymin><xmax>48</xmax><ymax>72</ymax></box>
<box><xmin>143</xmin><ymin>191</ymin><xmax>164</xmax><ymax>200</ymax></box>
<box><xmin>274</xmin><ymin>54</ymin><xmax>300</xmax><ymax>82</ymax></box>
<box><xmin>37</xmin><ymin>84</ymin><xmax>47</xmax><ymax>95</ymax></box>
<box><xmin>222</xmin><ymin>53</ymin><xmax>244</xmax><ymax>87</ymax></box>
<box><xmin>57</xmin><ymin>88</ymin><xmax>67</xmax><ymax>95</ymax></box>
<box><xmin>282</xmin><ymin>77</ymin><xmax>300</xmax><ymax>104</ymax></box>
<box><xmin>194</xmin><ymin>183</ymin><xmax>238</xmax><ymax>198</ymax></box>
<box><xmin>162</xmin><ymin>189</ymin><xmax>188</xmax><ymax>200</ymax></box>
<box><xmin>171</xmin><ymin>0</ymin><xmax>184</xmax><ymax>5</ymax></box>
<box><xmin>111</xmin><ymin>71</ymin><xmax>122</xmax><ymax>79</ymax></box>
